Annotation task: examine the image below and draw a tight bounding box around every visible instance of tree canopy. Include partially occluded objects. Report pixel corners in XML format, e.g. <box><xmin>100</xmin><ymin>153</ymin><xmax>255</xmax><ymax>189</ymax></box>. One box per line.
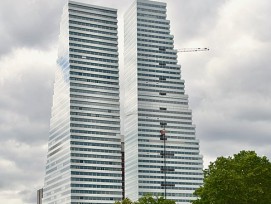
<box><xmin>115</xmin><ymin>198</ymin><xmax>133</xmax><ymax>204</ymax></box>
<box><xmin>115</xmin><ymin>195</ymin><xmax>176</xmax><ymax>204</ymax></box>
<box><xmin>192</xmin><ymin>150</ymin><xmax>271</xmax><ymax>204</ymax></box>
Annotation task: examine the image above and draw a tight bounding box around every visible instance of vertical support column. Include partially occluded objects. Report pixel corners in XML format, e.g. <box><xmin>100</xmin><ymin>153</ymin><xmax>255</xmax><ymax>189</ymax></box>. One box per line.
<box><xmin>121</xmin><ymin>140</ymin><xmax>125</xmax><ymax>200</ymax></box>
<box><xmin>160</xmin><ymin>129</ymin><xmax>167</xmax><ymax>199</ymax></box>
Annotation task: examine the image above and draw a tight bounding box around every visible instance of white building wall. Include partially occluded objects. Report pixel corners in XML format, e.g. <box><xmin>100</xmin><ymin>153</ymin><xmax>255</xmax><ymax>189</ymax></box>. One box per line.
<box><xmin>124</xmin><ymin>0</ymin><xmax>139</xmax><ymax>201</ymax></box>
<box><xmin>43</xmin><ymin>1</ymin><xmax>122</xmax><ymax>204</ymax></box>
<box><xmin>124</xmin><ymin>0</ymin><xmax>203</xmax><ymax>203</ymax></box>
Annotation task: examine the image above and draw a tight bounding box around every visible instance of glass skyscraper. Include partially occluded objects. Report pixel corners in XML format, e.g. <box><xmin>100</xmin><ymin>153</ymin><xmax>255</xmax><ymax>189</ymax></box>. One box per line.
<box><xmin>42</xmin><ymin>1</ymin><xmax>122</xmax><ymax>203</ymax></box>
<box><xmin>124</xmin><ymin>0</ymin><xmax>203</xmax><ymax>203</ymax></box>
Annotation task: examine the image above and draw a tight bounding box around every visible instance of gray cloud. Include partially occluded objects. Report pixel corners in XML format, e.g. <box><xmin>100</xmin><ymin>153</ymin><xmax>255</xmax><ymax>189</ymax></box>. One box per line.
<box><xmin>0</xmin><ymin>140</ymin><xmax>46</xmax><ymax>189</ymax></box>
<box><xmin>0</xmin><ymin>0</ymin><xmax>65</xmax><ymax>56</ymax></box>
<box><xmin>180</xmin><ymin>0</ymin><xmax>271</xmax><ymax>166</ymax></box>
<box><xmin>0</xmin><ymin>48</ymin><xmax>55</xmax><ymax>203</ymax></box>
<box><xmin>0</xmin><ymin>49</ymin><xmax>55</xmax><ymax>144</ymax></box>
<box><xmin>18</xmin><ymin>189</ymin><xmax>37</xmax><ymax>204</ymax></box>
<box><xmin>0</xmin><ymin>0</ymin><xmax>271</xmax><ymax>203</ymax></box>
<box><xmin>167</xmin><ymin>0</ymin><xmax>228</xmax><ymax>46</ymax></box>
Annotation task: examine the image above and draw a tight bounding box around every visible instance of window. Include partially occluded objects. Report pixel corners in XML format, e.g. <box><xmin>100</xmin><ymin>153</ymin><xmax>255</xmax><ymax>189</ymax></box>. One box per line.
<box><xmin>159</xmin><ymin>92</ymin><xmax>166</xmax><ymax>95</ymax></box>
<box><xmin>159</xmin><ymin>47</ymin><xmax>166</xmax><ymax>51</ymax></box>
<box><xmin>159</xmin><ymin>76</ymin><xmax>166</xmax><ymax>81</ymax></box>
<box><xmin>160</xmin><ymin>152</ymin><xmax>174</xmax><ymax>157</ymax></box>
<box><xmin>161</xmin><ymin>166</ymin><xmax>175</xmax><ymax>172</ymax></box>
<box><xmin>161</xmin><ymin>183</ymin><xmax>175</xmax><ymax>186</ymax></box>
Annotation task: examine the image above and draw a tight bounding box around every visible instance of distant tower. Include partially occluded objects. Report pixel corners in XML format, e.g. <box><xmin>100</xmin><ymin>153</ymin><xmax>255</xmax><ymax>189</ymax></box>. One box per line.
<box><xmin>124</xmin><ymin>0</ymin><xmax>203</xmax><ymax>203</ymax></box>
<box><xmin>42</xmin><ymin>1</ymin><xmax>122</xmax><ymax>203</ymax></box>
<box><xmin>37</xmin><ymin>188</ymin><xmax>43</xmax><ymax>204</ymax></box>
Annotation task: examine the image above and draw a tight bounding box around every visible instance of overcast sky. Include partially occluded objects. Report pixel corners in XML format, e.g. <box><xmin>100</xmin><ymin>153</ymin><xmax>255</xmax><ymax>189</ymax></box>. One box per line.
<box><xmin>0</xmin><ymin>0</ymin><xmax>270</xmax><ymax>203</ymax></box>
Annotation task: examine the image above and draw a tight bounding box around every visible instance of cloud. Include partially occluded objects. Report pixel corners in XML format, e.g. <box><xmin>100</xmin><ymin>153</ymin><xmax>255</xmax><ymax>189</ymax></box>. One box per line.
<box><xmin>0</xmin><ymin>47</ymin><xmax>55</xmax><ymax>203</ymax></box>
<box><xmin>0</xmin><ymin>191</ymin><xmax>23</xmax><ymax>204</ymax></box>
<box><xmin>0</xmin><ymin>140</ymin><xmax>47</xmax><ymax>189</ymax></box>
<box><xmin>0</xmin><ymin>0</ymin><xmax>65</xmax><ymax>56</ymax></box>
<box><xmin>0</xmin><ymin>48</ymin><xmax>56</xmax><ymax>144</ymax></box>
<box><xmin>0</xmin><ymin>0</ymin><xmax>271</xmax><ymax>203</ymax></box>
<box><xmin>167</xmin><ymin>0</ymin><xmax>227</xmax><ymax>47</ymax></box>
<box><xmin>178</xmin><ymin>0</ymin><xmax>271</xmax><ymax>167</ymax></box>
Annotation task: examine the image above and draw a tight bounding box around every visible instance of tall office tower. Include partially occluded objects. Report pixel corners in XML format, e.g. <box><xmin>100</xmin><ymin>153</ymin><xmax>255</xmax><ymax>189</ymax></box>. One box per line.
<box><xmin>124</xmin><ymin>0</ymin><xmax>203</xmax><ymax>203</ymax></box>
<box><xmin>42</xmin><ymin>1</ymin><xmax>122</xmax><ymax>203</ymax></box>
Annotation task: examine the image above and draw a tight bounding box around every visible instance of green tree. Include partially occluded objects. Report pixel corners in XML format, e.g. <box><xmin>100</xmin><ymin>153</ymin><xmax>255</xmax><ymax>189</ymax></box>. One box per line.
<box><xmin>115</xmin><ymin>195</ymin><xmax>175</xmax><ymax>204</ymax></box>
<box><xmin>135</xmin><ymin>195</ymin><xmax>176</xmax><ymax>204</ymax></box>
<box><xmin>115</xmin><ymin>198</ymin><xmax>133</xmax><ymax>204</ymax></box>
<box><xmin>192</xmin><ymin>150</ymin><xmax>271</xmax><ymax>204</ymax></box>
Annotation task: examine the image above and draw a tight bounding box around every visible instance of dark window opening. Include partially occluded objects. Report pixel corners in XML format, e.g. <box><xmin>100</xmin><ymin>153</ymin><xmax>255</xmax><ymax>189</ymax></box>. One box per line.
<box><xmin>161</xmin><ymin>183</ymin><xmax>175</xmax><ymax>187</ymax></box>
<box><xmin>159</xmin><ymin>76</ymin><xmax>166</xmax><ymax>81</ymax></box>
<box><xmin>160</xmin><ymin>152</ymin><xmax>174</xmax><ymax>156</ymax></box>
<box><xmin>159</xmin><ymin>47</ymin><xmax>166</xmax><ymax>52</ymax></box>
<box><xmin>161</xmin><ymin>167</ymin><xmax>175</xmax><ymax>172</ymax></box>
<box><xmin>159</xmin><ymin>62</ymin><xmax>166</xmax><ymax>66</ymax></box>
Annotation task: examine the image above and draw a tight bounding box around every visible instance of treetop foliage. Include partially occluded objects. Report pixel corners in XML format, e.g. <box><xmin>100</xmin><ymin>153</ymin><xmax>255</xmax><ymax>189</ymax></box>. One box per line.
<box><xmin>192</xmin><ymin>150</ymin><xmax>271</xmax><ymax>204</ymax></box>
<box><xmin>115</xmin><ymin>195</ymin><xmax>176</xmax><ymax>204</ymax></box>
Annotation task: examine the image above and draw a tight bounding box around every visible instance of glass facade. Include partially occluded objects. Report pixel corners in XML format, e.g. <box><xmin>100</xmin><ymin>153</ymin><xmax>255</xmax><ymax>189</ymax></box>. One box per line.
<box><xmin>43</xmin><ymin>1</ymin><xmax>122</xmax><ymax>204</ymax></box>
<box><xmin>124</xmin><ymin>0</ymin><xmax>203</xmax><ymax>203</ymax></box>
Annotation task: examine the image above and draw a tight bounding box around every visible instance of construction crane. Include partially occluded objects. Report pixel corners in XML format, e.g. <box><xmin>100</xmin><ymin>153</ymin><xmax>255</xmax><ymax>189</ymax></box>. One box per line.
<box><xmin>157</xmin><ymin>47</ymin><xmax>209</xmax><ymax>199</ymax></box>
<box><xmin>177</xmin><ymin>47</ymin><xmax>209</xmax><ymax>53</ymax></box>
<box><xmin>160</xmin><ymin>128</ymin><xmax>168</xmax><ymax>199</ymax></box>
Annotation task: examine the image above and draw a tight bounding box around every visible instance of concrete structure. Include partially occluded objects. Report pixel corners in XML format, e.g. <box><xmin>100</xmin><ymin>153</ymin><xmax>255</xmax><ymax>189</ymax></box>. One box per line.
<box><xmin>37</xmin><ymin>188</ymin><xmax>43</xmax><ymax>204</ymax></box>
<box><xmin>121</xmin><ymin>135</ymin><xmax>125</xmax><ymax>200</ymax></box>
<box><xmin>124</xmin><ymin>0</ymin><xmax>203</xmax><ymax>203</ymax></box>
<box><xmin>42</xmin><ymin>1</ymin><xmax>122</xmax><ymax>203</ymax></box>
